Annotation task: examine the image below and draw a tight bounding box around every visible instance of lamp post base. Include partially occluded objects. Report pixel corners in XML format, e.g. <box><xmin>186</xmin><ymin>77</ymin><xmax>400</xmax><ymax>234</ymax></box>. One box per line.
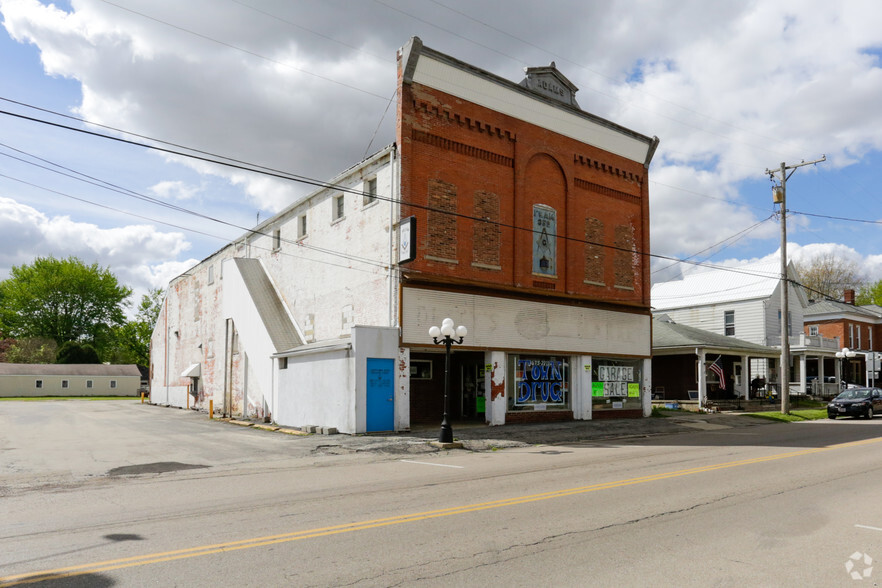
<box><xmin>439</xmin><ymin>419</ymin><xmax>453</xmax><ymax>444</ymax></box>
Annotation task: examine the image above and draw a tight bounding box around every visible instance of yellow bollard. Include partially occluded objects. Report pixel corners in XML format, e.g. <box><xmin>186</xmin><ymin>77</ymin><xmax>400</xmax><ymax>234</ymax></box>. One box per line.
<box><xmin>140</xmin><ymin>392</ymin><xmax>144</xmax><ymax>403</ymax></box>
<box><xmin>209</xmin><ymin>399</ymin><xmax>213</xmax><ymax>419</ymax></box>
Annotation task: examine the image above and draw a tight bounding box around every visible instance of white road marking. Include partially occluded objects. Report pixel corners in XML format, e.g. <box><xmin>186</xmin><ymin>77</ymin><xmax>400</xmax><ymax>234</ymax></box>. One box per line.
<box><xmin>400</xmin><ymin>460</ymin><xmax>464</xmax><ymax>469</ymax></box>
<box><xmin>855</xmin><ymin>524</ymin><xmax>882</xmax><ymax>532</ymax></box>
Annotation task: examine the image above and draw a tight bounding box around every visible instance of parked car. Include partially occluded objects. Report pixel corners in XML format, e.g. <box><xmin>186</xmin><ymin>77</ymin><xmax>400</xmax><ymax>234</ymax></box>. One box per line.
<box><xmin>827</xmin><ymin>388</ymin><xmax>882</xmax><ymax>419</ymax></box>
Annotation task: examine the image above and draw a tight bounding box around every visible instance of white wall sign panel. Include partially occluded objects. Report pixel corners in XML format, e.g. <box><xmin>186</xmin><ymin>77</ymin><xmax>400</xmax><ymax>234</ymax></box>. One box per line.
<box><xmin>402</xmin><ymin>287</ymin><xmax>650</xmax><ymax>356</ymax></box>
<box><xmin>412</xmin><ymin>56</ymin><xmax>651</xmax><ymax>164</ymax></box>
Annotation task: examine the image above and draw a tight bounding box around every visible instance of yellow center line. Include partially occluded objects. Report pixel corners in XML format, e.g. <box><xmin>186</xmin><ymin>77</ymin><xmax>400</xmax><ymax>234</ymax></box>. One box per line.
<box><xmin>3</xmin><ymin>435</ymin><xmax>881</xmax><ymax>586</ymax></box>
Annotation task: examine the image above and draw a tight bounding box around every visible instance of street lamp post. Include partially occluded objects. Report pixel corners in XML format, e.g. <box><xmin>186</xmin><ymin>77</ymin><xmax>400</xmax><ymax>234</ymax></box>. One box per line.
<box><xmin>836</xmin><ymin>347</ymin><xmax>856</xmax><ymax>389</ymax></box>
<box><xmin>429</xmin><ymin>318</ymin><xmax>467</xmax><ymax>444</ymax></box>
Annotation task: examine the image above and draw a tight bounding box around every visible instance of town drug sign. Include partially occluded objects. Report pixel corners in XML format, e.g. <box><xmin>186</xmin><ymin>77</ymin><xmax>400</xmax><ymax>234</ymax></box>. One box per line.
<box><xmin>516</xmin><ymin>358</ymin><xmax>566</xmax><ymax>406</ymax></box>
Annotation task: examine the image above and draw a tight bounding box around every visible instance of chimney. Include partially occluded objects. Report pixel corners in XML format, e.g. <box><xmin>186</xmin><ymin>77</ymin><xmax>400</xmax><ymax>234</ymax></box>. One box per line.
<box><xmin>844</xmin><ymin>289</ymin><xmax>855</xmax><ymax>305</ymax></box>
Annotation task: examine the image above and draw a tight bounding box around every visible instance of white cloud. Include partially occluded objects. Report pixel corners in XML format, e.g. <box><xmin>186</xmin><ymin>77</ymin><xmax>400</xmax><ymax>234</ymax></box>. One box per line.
<box><xmin>148</xmin><ymin>180</ymin><xmax>200</xmax><ymax>201</ymax></box>
<box><xmin>0</xmin><ymin>197</ymin><xmax>192</xmax><ymax>292</ymax></box>
<box><xmin>3</xmin><ymin>0</ymin><xmax>882</xmax><ymax>293</ymax></box>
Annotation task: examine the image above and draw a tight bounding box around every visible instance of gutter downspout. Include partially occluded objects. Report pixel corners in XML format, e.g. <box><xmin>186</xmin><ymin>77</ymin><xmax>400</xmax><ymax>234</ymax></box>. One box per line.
<box><xmin>389</xmin><ymin>144</ymin><xmax>399</xmax><ymax>328</ymax></box>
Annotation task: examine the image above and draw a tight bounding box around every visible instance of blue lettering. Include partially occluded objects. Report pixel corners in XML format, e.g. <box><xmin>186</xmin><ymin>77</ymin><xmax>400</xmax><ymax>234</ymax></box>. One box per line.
<box><xmin>517</xmin><ymin>381</ymin><xmax>534</xmax><ymax>403</ymax></box>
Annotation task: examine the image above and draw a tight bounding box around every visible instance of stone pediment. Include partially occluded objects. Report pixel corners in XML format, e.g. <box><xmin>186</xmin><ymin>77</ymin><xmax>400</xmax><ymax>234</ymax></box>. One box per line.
<box><xmin>519</xmin><ymin>62</ymin><xmax>580</xmax><ymax>108</ymax></box>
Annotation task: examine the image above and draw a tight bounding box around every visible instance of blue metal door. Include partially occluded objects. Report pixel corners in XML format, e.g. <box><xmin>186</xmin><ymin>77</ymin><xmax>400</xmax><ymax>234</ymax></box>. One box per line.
<box><xmin>366</xmin><ymin>358</ymin><xmax>395</xmax><ymax>432</ymax></box>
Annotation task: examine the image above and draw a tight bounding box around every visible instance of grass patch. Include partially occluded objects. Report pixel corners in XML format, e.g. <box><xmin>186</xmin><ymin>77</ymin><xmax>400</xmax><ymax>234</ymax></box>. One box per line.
<box><xmin>650</xmin><ymin>406</ymin><xmax>671</xmax><ymax>418</ymax></box>
<box><xmin>744</xmin><ymin>409</ymin><xmax>828</xmax><ymax>422</ymax></box>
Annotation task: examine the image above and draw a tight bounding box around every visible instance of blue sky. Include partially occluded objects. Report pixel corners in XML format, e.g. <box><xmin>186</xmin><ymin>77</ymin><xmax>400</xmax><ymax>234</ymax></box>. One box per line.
<box><xmin>1</xmin><ymin>0</ymin><xmax>881</xmax><ymax>306</ymax></box>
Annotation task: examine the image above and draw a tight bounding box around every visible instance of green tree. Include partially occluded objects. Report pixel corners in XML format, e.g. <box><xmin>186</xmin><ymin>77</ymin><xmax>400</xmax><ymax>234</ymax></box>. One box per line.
<box><xmin>857</xmin><ymin>280</ymin><xmax>882</xmax><ymax>306</ymax></box>
<box><xmin>56</xmin><ymin>341</ymin><xmax>101</xmax><ymax>364</ymax></box>
<box><xmin>5</xmin><ymin>337</ymin><xmax>58</xmax><ymax>363</ymax></box>
<box><xmin>108</xmin><ymin>288</ymin><xmax>164</xmax><ymax>366</ymax></box>
<box><xmin>0</xmin><ymin>256</ymin><xmax>132</xmax><ymax>346</ymax></box>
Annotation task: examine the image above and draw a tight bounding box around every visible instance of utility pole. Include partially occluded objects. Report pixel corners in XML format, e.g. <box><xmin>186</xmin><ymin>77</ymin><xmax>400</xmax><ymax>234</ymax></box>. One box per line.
<box><xmin>766</xmin><ymin>156</ymin><xmax>826</xmax><ymax>414</ymax></box>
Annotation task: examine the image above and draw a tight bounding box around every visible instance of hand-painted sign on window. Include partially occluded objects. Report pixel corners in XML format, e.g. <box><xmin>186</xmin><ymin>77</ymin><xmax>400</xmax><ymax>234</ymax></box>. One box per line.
<box><xmin>532</xmin><ymin>205</ymin><xmax>557</xmax><ymax>276</ymax></box>
<box><xmin>592</xmin><ymin>365</ymin><xmax>640</xmax><ymax>397</ymax></box>
<box><xmin>515</xmin><ymin>357</ymin><xmax>568</xmax><ymax>406</ymax></box>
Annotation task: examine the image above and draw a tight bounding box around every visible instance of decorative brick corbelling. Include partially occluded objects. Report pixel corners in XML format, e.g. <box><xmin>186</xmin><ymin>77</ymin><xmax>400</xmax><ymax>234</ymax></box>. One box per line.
<box><xmin>574</xmin><ymin>154</ymin><xmax>642</xmax><ymax>184</ymax></box>
<box><xmin>414</xmin><ymin>100</ymin><xmax>515</xmax><ymax>140</ymax></box>
<box><xmin>575</xmin><ymin>178</ymin><xmax>641</xmax><ymax>204</ymax></box>
<box><xmin>413</xmin><ymin>130</ymin><xmax>514</xmax><ymax>167</ymax></box>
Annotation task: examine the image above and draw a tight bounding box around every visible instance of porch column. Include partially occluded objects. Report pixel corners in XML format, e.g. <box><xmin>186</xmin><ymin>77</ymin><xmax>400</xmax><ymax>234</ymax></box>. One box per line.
<box><xmin>741</xmin><ymin>354</ymin><xmax>750</xmax><ymax>398</ymax></box>
<box><xmin>485</xmin><ymin>351</ymin><xmax>506</xmax><ymax>425</ymax></box>
<box><xmin>697</xmin><ymin>348</ymin><xmax>707</xmax><ymax>408</ymax></box>
<box><xmin>799</xmin><ymin>354</ymin><xmax>807</xmax><ymax>395</ymax></box>
<box><xmin>817</xmin><ymin>356</ymin><xmax>825</xmax><ymax>396</ymax></box>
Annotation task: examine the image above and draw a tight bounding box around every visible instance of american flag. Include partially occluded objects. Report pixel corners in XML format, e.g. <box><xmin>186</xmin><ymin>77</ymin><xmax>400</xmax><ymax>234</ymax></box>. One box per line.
<box><xmin>709</xmin><ymin>356</ymin><xmax>725</xmax><ymax>389</ymax></box>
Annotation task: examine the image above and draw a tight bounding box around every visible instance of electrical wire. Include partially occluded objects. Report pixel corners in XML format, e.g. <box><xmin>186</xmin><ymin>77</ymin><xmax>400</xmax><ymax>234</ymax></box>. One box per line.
<box><xmin>1</xmin><ymin>104</ymin><xmax>855</xmax><ymax>288</ymax></box>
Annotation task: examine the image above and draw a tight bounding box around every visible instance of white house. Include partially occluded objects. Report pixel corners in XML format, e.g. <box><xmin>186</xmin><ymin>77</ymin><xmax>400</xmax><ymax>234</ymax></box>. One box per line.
<box><xmin>651</xmin><ymin>260</ymin><xmax>841</xmax><ymax>397</ymax></box>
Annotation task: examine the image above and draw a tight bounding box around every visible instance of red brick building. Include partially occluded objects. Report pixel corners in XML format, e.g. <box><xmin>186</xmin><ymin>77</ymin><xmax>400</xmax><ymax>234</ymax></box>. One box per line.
<box><xmin>396</xmin><ymin>38</ymin><xmax>659</xmax><ymax>423</ymax></box>
<box><xmin>804</xmin><ymin>290</ymin><xmax>882</xmax><ymax>385</ymax></box>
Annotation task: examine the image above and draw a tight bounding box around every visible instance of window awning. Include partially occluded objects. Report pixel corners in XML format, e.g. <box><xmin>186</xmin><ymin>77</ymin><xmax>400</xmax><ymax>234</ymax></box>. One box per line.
<box><xmin>181</xmin><ymin>363</ymin><xmax>201</xmax><ymax>378</ymax></box>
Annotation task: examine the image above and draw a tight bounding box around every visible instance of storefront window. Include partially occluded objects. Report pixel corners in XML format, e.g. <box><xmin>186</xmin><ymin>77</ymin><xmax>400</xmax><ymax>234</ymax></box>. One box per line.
<box><xmin>508</xmin><ymin>355</ymin><xmax>570</xmax><ymax>412</ymax></box>
<box><xmin>592</xmin><ymin>357</ymin><xmax>642</xmax><ymax>411</ymax></box>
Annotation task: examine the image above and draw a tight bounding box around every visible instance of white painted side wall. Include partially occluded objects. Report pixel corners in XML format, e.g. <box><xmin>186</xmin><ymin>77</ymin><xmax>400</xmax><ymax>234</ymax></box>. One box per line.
<box><xmin>149</xmin><ymin>148</ymin><xmax>399</xmax><ymax>420</ymax></box>
<box><xmin>251</xmin><ymin>156</ymin><xmax>397</xmax><ymax>344</ymax></box>
<box><xmin>763</xmin><ymin>282</ymin><xmax>806</xmax><ymax>346</ymax></box>
<box><xmin>221</xmin><ymin>259</ymin><xmax>279</xmax><ymax>418</ymax></box>
<box><xmin>276</xmin><ymin>348</ymin><xmax>354</xmax><ymax>433</ymax></box>
<box><xmin>659</xmin><ymin>298</ymin><xmax>768</xmax><ymax>346</ymax></box>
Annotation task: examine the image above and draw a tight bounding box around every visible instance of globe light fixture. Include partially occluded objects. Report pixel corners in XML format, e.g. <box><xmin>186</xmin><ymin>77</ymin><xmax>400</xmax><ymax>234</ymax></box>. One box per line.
<box><xmin>836</xmin><ymin>347</ymin><xmax>857</xmax><ymax>388</ymax></box>
<box><xmin>429</xmin><ymin>317</ymin><xmax>467</xmax><ymax>444</ymax></box>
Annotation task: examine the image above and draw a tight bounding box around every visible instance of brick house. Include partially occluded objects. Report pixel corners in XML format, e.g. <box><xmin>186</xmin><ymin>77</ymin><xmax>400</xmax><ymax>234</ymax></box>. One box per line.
<box><xmin>803</xmin><ymin>289</ymin><xmax>882</xmax><ymax>386</ymax></box>
<box><xmin>150</xmin><ymin>37</ymin><xmax>659</xmax><ymax>432</ymax></box>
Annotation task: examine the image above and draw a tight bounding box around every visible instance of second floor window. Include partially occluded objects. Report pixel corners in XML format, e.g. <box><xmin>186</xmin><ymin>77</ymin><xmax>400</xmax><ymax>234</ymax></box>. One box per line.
<box><xmin>298</xmin><ymin>214</ymin><xmax>307</xmax><ymax>239</ymax></box>
<box><xmin>363</xmin><ymin>177</ymin><xmax>377</xmax><ymax>206</ymax></box>
<box><xmin>724</xmin><ymin>310</ymin><xmax>735</xmax><ymax>336</ymax></box>
<box><xmin>333</xmin><ymin>194</ymin><xmax>345</xmax><ymax>221</ymax></box>
<box><xmin>809</xmin><ymin>325</ymin><xmax>819</xmax><ymax>336</ymax></box>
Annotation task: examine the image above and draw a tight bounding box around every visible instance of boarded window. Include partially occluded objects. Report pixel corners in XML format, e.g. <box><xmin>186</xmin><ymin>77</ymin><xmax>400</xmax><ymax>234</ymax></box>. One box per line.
<box><xmin>428</xmin><ymin>179</ymin><xmax>457</xmax><ymax>260</ymax></box>
<box><xmin>584</xmin><ymin>217</ymin><xmax>605</xmax><ymax>284</ymax></box>
<box><xmin>472</xmin><ymin>191</ymin><xmax>500</xmax><ymax>267</ymax></box>
<box><xmin>613</xmin><ymin>224</ymin><xmax>636</xmax><ymax>289</ymax></box>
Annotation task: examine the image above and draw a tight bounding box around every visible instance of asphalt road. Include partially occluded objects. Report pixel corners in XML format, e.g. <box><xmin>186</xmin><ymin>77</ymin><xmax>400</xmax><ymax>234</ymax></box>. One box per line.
<box><xmin>2</xmin><ymin>400</ymin><xmax>882</xmax><ymax>587</ymax></box>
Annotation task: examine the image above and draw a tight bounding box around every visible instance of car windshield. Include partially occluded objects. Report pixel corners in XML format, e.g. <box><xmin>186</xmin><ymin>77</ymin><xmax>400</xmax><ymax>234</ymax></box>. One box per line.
<box><xmin>834</xmin><ymin>389</ymin><xmax>872</xmax><ymax>400</ymax></box>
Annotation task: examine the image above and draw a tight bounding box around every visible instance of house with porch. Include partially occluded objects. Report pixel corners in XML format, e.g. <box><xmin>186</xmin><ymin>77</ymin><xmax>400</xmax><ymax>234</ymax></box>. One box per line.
<box><xmin>651</xmin><ymin>316</ymin><xmax>780</xmax><ymax>406</ymax></box>
<box><xmin>651</xmin><ymin>260</ymin><xmax>841</xmax><ymax>398</ymax></box>
<box><xmin>803</xmin><ymin>290</ymin><xmax>882</xmax><ymax>390</ymax></box>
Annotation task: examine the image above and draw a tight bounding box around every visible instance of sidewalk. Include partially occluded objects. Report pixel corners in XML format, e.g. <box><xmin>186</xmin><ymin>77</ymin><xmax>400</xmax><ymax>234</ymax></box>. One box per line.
<box><xmin>221</xmin><ymin>410</ymin><xmax>772</xmax><ymax>455</ymax></box>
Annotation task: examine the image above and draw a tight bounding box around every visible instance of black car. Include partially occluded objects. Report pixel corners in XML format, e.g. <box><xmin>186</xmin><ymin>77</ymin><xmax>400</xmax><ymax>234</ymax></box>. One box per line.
<box><xmin>827</xmin><ymin>388</ymin><xmax>882</xmax><ymax>419</ymax></box>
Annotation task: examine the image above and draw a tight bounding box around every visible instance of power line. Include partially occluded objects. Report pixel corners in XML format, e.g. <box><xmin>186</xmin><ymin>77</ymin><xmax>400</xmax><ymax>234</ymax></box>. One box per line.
<box><xmin>3</xmin><ymin>103</ymin><xmax>874</xmax><ymax>287</ymax></box>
